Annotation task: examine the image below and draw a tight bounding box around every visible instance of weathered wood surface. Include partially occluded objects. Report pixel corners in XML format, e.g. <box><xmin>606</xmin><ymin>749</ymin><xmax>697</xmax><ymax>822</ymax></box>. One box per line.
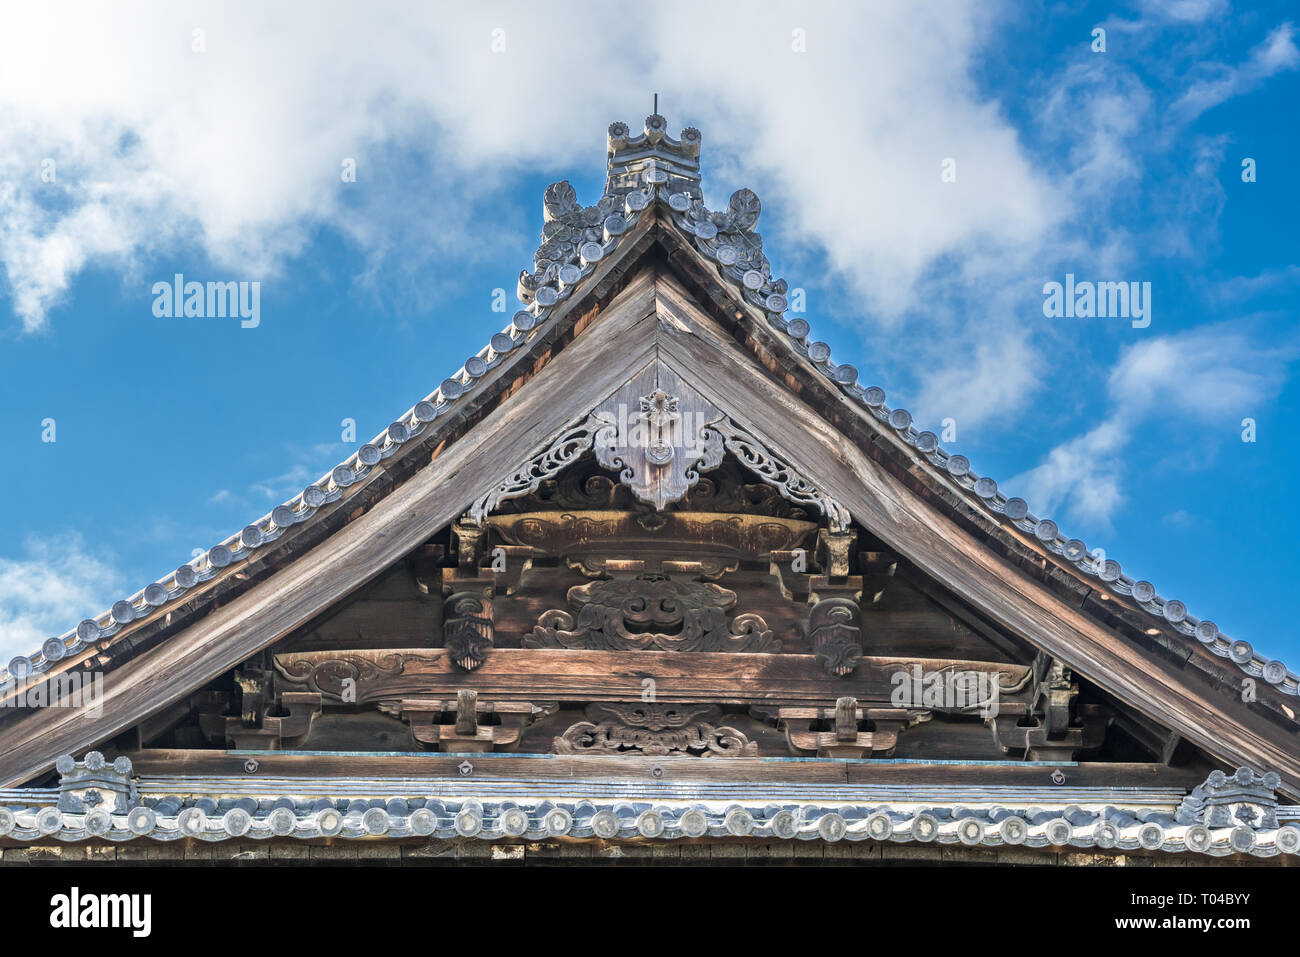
<box><xmin>0</xmin><ymin>218</ymin><xmax>660</xmax><ymax>709</ymax></box>
<box><xmin>272</xmin><ymin>647</ymin><xmax>1030</xmax><ymax>707</ymax></box>
<box><xmin>0</xmin><ymin>265</ymin><xmax>663</xmax><ymax>787</ymax></box>
<box><xmin>647</xmin><ymin>266</ymin><xmax>1300</xmax><ymax>794</ymax></box>
<box><xmin>121</xmin><ymin>748</ymin><xmax>1207</xmax><ymax>790</ymax></box>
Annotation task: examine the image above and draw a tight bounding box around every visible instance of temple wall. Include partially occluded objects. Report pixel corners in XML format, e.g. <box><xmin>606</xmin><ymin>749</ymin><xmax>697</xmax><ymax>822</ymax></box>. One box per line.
<box><xmin>0</xmin><ymin>838</ymin><xmax>1287</xmax><ymax>866</ymax></box>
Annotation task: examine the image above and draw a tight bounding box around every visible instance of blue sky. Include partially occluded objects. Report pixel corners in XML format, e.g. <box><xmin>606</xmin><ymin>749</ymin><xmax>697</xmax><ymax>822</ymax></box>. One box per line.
<box><xmin>0</xmin><ymin>0</ymin><xmax>1297</xmax><ymax>669</ymax></box>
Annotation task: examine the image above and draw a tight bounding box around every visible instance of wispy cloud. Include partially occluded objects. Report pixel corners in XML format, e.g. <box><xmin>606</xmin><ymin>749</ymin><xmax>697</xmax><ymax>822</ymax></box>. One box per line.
<box><xmin>0</xmin><ymin>534</ymin><xmax>124</xmax><ymax>663</ymax></box>
<box><xmin>0</xmin><ymin>0</ymin><xmax>1295</xmax><ymax>452</ymax></box>
<box><xmin>0</xmin><ymin>1</ymin><xmax>1058</xmax><ymax>338</ymax></box>
<box><xmin>1205</xmin><ymin>265</ymin><xmax>1300</xmax><ymax>306</ymax></box>
<box><xmin>1011</xmin><ymin>323</ymin><xmax>1294</xmax><ymax>527</ymax></box>
<box><xmin>1172</xmin><ymin>23</ymin><xmax>1300</xmax><ymax>122</ymax></box>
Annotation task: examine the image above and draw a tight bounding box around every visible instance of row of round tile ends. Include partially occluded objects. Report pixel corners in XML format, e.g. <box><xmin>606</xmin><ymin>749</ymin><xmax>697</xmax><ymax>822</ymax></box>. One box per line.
<box><xmin>0</xmin><ymin>801</ymin><xmax>1293</xmax><ymax>857</ymax></box>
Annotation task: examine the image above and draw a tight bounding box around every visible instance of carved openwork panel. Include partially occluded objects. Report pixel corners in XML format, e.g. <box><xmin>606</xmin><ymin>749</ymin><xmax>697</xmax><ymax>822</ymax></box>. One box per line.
<box><xmin>464</xmin><ymin>358</ymin><xmax>850</xmax><ymax>532</ymax></box>
<box><xmin>487</xmin><ymin>456</ymin><xmax>819</xmax><ymax>522</ymax></box>
<box><xmin>525</xmin><ymin>574</ymin><xmax>778</xmax><ymax>652</ymax></box>
<box><xmin>555</xmin><ymin>703</ymin><xmax>757</xmax><ymax>756</ymax></box>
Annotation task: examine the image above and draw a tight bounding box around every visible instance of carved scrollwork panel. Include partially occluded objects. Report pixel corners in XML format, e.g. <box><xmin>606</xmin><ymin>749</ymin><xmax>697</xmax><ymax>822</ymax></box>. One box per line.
<box><xmin>710</xmin><ymin>419</ymin><xmax>851</xmax><ymax>532</ymax></box>
<box><xmin>468</xmin><ymin>412</ymin><xmax>615</xmax><ymax>525</ymax></box>
<box><xmin>555</xmin><ymin>703</ymin><xmax>757</xmax><ymax>756</ymax></box>
<box><xmin>524</xmin><ymin>574</ymin><xmax>778</xmax><ymax>653</ymax></box>
<box><xmin>465</xmin><ymin>361</ymin><xmax>851</xmax><ymax>533</ymax></box>
<box><xmin>275</xmin><ymin>653</ymin><xmax>408</xmax><ymax>698</ymax></box>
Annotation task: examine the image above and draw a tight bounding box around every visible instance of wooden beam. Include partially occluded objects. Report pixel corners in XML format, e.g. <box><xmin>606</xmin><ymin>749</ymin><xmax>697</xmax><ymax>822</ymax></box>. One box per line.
<box><xmin>4</xmin><ymin>244</ymin><xmax>1294</xmax><ymax>805</ymax></box>
<box><xmin>120</xmin><ymin>748</ymin><xmax>1206</xmax><ymax>790</ymax></box>
<box><xmin>272</xmin><ymin>647</ymin><xmax>1030</xmax><ymax>707</ymax></box>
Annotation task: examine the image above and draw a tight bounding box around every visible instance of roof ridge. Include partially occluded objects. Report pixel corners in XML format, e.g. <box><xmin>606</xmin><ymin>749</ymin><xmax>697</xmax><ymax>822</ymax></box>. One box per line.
<box><xmin>3</xmin><ymin>117</ymin><xmax>1293</xmax><ymax>710</ymax></box>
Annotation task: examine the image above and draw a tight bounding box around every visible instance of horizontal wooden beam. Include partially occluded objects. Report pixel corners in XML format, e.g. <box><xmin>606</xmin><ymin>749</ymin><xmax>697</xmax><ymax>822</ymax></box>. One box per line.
<box><xmin>122</xmin><ymin>748</ymin><xmax>1203</xmax><ymax>790</ymax></box>
<box><xmin>273</xmin><ymin>647</ymin><xmax>1030</xmax><ymax>707</ymax></box>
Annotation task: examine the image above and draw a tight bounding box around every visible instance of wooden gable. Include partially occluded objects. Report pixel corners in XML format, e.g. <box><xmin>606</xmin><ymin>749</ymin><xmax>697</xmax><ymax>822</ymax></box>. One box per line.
<box><xmin>1</xmin><ymin>115</ymin><xmax>1296</xmax><ymax>863</ymax></box>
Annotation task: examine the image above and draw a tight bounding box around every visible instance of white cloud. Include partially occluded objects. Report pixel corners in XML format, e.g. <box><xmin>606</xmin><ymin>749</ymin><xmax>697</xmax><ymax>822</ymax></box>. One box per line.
<box><xmin>1012</xmin><ymin>324</ymin><xmax>1292</xmax><ymax>527</ymax></box>
<box><xmin>0</xmin><ymin>0</ymin><xmax>1058</xmax><ymax>335</ymax></box>
<box><xmin>1107</xmin><ymin>323</ymin><xmax>1289</xmax><ymax>422</ymax></box>
<box><xmin>0</xmin><ymin>534</ymin><xmax>124</xmax><ymax>663</ymax></box>
<box><xmin>1172</xmin><ymin>23</ymin><xmax>1300</xmax><ymax>122</ymax></box>
<box><xmin>912</xmin><ymin>334</ymin><xmax>1043</xmax><ymax>430</ymax></box>
<box><xmin>1113</xmin><ymin>0</ymin><xmax>1229</xmax><ymax>28</ymax></box>
<box><xmin>1207</xmin><ymin>265</ymin><xmax>1300</xmax><ymax>305</ymax></box>
<box><xmin>0</xmin><ymin>0</ymin><xmax>1294</xmax><ymax>447</ymax></box>
<box><xmin>1139</xmin><ymin>0</ymin><xmax>1228</xmax><ymax>21</ymax></box>
<box><xmin>1008</xmin><ymin>420</ymin><xmax>1129</xmax><ymax>529</ymax></box>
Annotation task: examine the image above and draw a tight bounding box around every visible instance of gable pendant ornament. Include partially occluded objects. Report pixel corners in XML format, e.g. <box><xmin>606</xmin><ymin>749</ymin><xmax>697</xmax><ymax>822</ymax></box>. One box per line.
<box><xmin>593</xmin><ymin>386</ymin><xmax>724</xmax><ymax>510</ymax></box>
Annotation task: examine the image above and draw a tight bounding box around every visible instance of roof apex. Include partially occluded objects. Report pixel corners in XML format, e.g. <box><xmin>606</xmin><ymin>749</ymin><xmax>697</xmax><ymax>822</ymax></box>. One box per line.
<box><xmin>605</xmin><ymin>114</ymin><xmax>702</xmax><ymax>198</ymax></box>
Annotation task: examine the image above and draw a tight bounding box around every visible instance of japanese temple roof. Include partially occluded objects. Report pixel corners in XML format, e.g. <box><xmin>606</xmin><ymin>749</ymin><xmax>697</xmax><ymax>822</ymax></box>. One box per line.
<box><xmin>4</xmin><ymin>113</ymin><xmax>1290</xmax><ymax>709</ymax></box>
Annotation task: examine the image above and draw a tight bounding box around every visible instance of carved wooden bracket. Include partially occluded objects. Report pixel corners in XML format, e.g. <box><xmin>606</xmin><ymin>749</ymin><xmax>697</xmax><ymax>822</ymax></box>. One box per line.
<box><xmin>441</xmin><ymin>593</ymin><xmax>494</xmax><ymax>671</ymax></box>
<box><xmin>768</xmin><ymin>547</ymin><xmax>863</xmax><ymax>606</ymax></box>
<box><xmin>816</xmin><ymin>529</ymin><xmax>855</xmax><ymax>579</ymax></box>
<box><xmin>989</xmin><ymin>705</ymin><xmax>1109</xmax><ymax>761</ymax></box>
<box><xmin>453</xmin><ymin>518</ymin><xmax>484</xmax><ymax>572</ymax></box>
<box><xmin>198</xmin><ymin>686</ymin><xmax>321</xmax><ymax>750</ymax></box>
<box><xmin>806</xmin><ymin>597</ymin><xmax>863</xmax><ymax>677</ymax></box>
<box><xmin>988</xmin><ymin>657</ymin><xmax>1109</xmax><ymax>760</ymax></box>
<box><xmin>446</xmin><ymin>525</ymin><xmax>534</xmax><ymax>594</ymax></box>
<box><xmin>778</xmin><ymin>697</ymin><xmax>923</xmax><ymax>758</ymax></box>
<box><xmin>395</xmin><ymin>690</ymin><xmax>533</xmax><ymax>752</ymax></box>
